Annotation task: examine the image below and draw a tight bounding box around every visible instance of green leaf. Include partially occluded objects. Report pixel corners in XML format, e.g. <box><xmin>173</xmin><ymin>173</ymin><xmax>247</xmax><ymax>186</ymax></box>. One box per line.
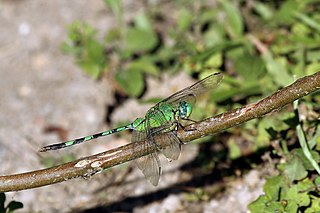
<box><xmin>307</xmin><ymin>50</ymin><xmax>320</xmax><ymax>63</ymax></box>
<box><xmin>286</xmin><ymin>185</ymin><xmax>310</xmax><ymax>207</ymax></box>
<box><xmin>128</xmin><ymin>58</ymin><xmax>159</xmax><ymax>76</ymax></box>
<box><xmin>234</xmin><ymin>54</ymin><xmax>265</xmax><ymax>81</ymax></box>
<box><xmin>7</xmin><ymin>201</ymin><xmax>24</xmax><ymax>212</ymax></box>
<box><xmin>78</xmin><ymin>62</ymin><xmax>102</xmax><ymax>80</ymax></box>
<box><xmin>272</xmin><ymin>0</ymin><xmax>299</xmax><ymax>24</ymax></box>
<box><xmin>134</xmin><ymin>12</ymin><xmax>153</xmax><ymax>33</ymax></box>
<box><xmin>253</xmin><ymin>2</ymin><xmax>273</xmax><ymax>20</ymax></box>
<box><xmin>104</xmin><ymin>0</ymin><xmax>121</xmax><ymax>14</ymax></box>
<box><xmin>87</xmin><ymin>40</ymin><xmax>104</xmax><ymax>59</ymax></box>
<box><xmin>297</xmin><ymin>178</ymin><xmax>315</xmax><ymax>193</ymax></box>
<box><xmin>263</xmin><ymin>175</ymin><xmax>284</xmax><ymax>200</ymax></box>
<box><xmin>295</xmin><ymin>102</ymin><xmax>320</xmax><ymax>175</ymax></box>
<box><xmin>250</xmin><ymin>176</ymin><xmax>312</xmax><ymax>212</ymax></box>
<box><xmin>285</xmin><ymin>153</ymin><xmax>308</xmax><ymax>181</ymax></box>
<box><xmin>105</xmin><ymin>28</ymin><xmax>121</xmax><ymax>43</ymax></box>
<box><xmin>104</xmin><ymin>0</ymin><xmax>123</xmax><ymax>23</ymax></box>
<box><xmin>284</xmin><ymin>201</ymin><xmax>298</xmax><ymax>213</ymax></box>
<box><xmin>256</xmin><ymin>118</ymin><xmax>272</xmax><ymax>148</ymax></box>
<box><xmin>305</xmin><ymin>198</ymin><xmax>320</xmax><ymax>213</ymax></box>
<box><xmin>315</xmin><ymin>176</ymin><xmax>320</xmax><ymax>186</ymax></box>
<box><xmin>204</xmin><ymin>24</ymin><xmax>226</xmax><ymax>47</ymax></box>
<box><xmin>292</xmin><ymin>149</ymin><xmax>320</xmax><ymax>171</ymax></box>
<box><xmin>292</xmin><ymin>22</ymin><xmax>312</xmax><ymax>36</ymax></box>
<box><xmin>177</xmin><ymin>8</ymin><xmax>193</xmax><ymax>32</ymax></box>
<box><xmin>263</xmin><ymin>53</ymin><xmax>293</xmax><ymax>87</ymax></box>
<box><xmin>204</xmin><ymin>53</ymin><xmax>223</xmax><ymax>68</ymax></box>
<box><xmin>115</xmin><ymin>69</ymin><xmax>144</xmax><ymax>97</ymax></box>
<box><xmin>220</xmin><ymin>0</ymin><xmax>244</xmax><ymax>38</ymax></box>
<box><xmin>295</xmin><ymin>12</ymin><xmax>320</xmax><ymax>33</ymax></box>
<box><xmin>227</xmin><ymin>138</ymin><xmax>241</xmax><ymax>159</ymax></box>
<box><xmin>62</xmin><ymin>21</ymin><xmax>106</xmax><ymax>79</ymax></box>
<box><xmin>84</xmin><ymin>39</ymin><xmax>106</xmax><ymax>77</ymax></box>
<box><xmin>191</xmin><ymin>41</ymin><xmax>242</xmax><ymax>63</ymax></box>
<box><xmin>67</xmin><ymin>21</ymin><xmax>97</xmax><ymax>42</ymax></box>
<box><xmin>125</xmin><ymin>28</ymin><xmax>158</xmax><ymax>52</ymax></box>
<box><xmin>248</xmin><ymin>195</ymin><xmax>283</xmax><ymax>213</ymax></box>
<box><xmin>306</xmin><ymin>62</ymin><xmax>320</xmax><ymax>76</ymax></box>
<box><xmin>0</xmin><ymin>193</ymin><xmax>5</xmax><ymax>210</ymax></box>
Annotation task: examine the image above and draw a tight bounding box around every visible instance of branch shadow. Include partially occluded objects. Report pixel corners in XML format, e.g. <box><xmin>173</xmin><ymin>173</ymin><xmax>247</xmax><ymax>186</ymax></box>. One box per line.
<box><xmin>79</xmin><ymin>137</ymin><xmax>272</xmax><ymax>213</ymax></box>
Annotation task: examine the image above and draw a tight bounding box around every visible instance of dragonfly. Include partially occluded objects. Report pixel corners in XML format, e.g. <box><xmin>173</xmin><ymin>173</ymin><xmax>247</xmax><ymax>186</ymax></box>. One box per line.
<box><xmin>39</xmin><ymin>72</ymin><xmax>223</xmax><ymax>186</ymax></box>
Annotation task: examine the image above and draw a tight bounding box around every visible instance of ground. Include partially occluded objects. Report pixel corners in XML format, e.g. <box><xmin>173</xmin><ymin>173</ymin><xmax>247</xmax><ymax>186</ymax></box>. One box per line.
<box><xmin>0</xmin><ymin>1</ymin><xmax>264</xmax><ymax>212</ymax></box>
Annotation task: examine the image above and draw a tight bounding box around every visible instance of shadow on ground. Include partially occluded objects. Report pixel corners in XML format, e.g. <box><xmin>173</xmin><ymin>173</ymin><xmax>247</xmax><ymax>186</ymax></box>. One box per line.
<box><xmin>79</xmin><ymin>140</ymin><xmax>271</xmax><ymax>213</ymax></box>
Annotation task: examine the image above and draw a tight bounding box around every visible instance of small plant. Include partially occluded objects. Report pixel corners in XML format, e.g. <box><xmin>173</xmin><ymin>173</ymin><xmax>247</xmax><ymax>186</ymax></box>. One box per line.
<box><xmin>249</xmin><ymin>100</ymin><xmax>320</xmax><ymax>212</ymax></box>
<box><xmin>0</xmin><ymin>193</ymin><xmax>23</xmax><ymax>213</ymax></box>
<box><xmin>58</xmin><ymin>0</ymin><xmax>320</xmax><ymax>211</ymax></box>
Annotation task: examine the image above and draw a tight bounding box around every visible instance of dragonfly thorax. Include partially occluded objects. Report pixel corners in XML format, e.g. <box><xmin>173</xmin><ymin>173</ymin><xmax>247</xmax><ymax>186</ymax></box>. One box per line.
<box><xmin>178</xmin><ymin>101</ymin><xmax>192</xmax><ymax>119</ymax></box>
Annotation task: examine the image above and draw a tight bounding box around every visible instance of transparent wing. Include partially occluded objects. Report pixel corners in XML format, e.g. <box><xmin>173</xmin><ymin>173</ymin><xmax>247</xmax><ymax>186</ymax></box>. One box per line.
<box><xmin>156</xmin><ymin>72</ymin><xmax>223</xmax><ymax>108</ymax></box>
<box><xmin>158</xmin><ymin>131</ymin><xmax>182</xmax><ymax>161</ymax></box>
<box><xmin>132</xmin><ymin>123</ymin><xmax>161</xmax><ymax>186</ymax></box>
<box><xmin>135</xmin><ymin>152</ymin><xmax>161</xmax><ymax>186</ymax></box>
<box><xmin>145</xmin><ymin>109</ymin><xmax>182</xmax><ymax>161</ymax></box>
<box><xmin>132</xmin><ymin>100</ymin><xmax>186</xmax><ymax>185</ymax></box>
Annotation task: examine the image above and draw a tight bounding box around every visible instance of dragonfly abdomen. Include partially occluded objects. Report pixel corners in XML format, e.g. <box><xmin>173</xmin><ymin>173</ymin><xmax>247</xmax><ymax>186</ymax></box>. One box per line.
<box><xmin>39</xmin><ymin>123</ymin><xmax>134</xmax><ymax>152</ymax></box>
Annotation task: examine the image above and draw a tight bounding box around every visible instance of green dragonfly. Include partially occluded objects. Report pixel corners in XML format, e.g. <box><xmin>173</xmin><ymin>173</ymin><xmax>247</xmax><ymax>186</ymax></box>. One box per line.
<box><xmin>40</xmin><ymin>72</ymin><xmax>223</xmax><ymax>186</ymax></box>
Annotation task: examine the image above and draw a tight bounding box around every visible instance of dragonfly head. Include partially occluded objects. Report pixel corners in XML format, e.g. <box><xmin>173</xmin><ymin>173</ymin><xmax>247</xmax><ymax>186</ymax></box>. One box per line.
<box><xmin>178</xmin><ymin>101</ymin><xmax>192</xmax><ymax>119</ymax></box>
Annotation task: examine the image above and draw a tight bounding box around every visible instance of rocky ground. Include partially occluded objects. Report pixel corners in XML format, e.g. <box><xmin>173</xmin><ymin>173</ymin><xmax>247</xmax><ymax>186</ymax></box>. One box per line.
<box><xmin>0</xmin><ymin>1</ymin><xmax>265</xmax><ymax>212</ymax></box>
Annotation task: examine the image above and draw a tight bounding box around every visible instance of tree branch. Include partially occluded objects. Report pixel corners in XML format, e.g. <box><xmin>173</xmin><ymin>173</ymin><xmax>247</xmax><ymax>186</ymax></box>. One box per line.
<box><xmin>1</xmin><ymin>71</ymin><xmax>319</xmax><ymax>192</ymax></box>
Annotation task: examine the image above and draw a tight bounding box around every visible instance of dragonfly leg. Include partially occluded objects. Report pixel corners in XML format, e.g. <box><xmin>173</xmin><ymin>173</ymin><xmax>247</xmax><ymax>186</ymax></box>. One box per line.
<box><xmin>182</xmin><ymin>118</ymin><xmax>197</xmax><ymax>123</ymax></box>
<box><xmin>177</xmin><ymin>121</ymin><xmax>185</xmax><ymax>130</ymax></box>
<box><xmin>185</xmin><ymin>126</ymin><xmax>197</xmax><ymax>132</ymax></box>
<box><xmin>171</xmin><ymin>121</ymin><xmax>185</xmax><ymax>145</ymax></box>
<box><xmin>177</xmin><ymin>133</ymin><xmax>185</xmax><ymax>145</ymax></box>
<box><xmin>176</xmin><ymin>119</ymin><xmax>197</xmax><ymax>132</ymax></box>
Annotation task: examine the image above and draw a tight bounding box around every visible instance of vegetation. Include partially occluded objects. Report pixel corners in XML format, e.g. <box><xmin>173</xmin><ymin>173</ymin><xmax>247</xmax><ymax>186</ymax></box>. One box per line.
<box><xmin>0</xmin><ymin>193</ymin><xmax>23</xmax><ymax>213</ymax></box>
<box><xmin>61</xmin><ymin>0</ymin><xmax>320</xmax><ymax>212</ymax></box>
<box><xmin>1</xmin><ymin>0</ymin><xmax>319</xmax><ymax>212</ymax></box>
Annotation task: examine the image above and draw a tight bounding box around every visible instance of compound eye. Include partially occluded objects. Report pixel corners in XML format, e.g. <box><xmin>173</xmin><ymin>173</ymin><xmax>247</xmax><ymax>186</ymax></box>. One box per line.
<box><xmin>179</xmin><ymin>101</ymin><xmax>192</xmax><ymax>119</ymax></box>
<box><xmin>185</xmin><ymin>102</ymin><xmax>192</xmax><ymax>118</ymax></box>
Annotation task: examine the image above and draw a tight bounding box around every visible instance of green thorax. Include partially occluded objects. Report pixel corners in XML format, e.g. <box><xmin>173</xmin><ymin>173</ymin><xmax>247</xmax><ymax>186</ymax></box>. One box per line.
<box><xmin>133</xmin><ymin>103</ymin><xmax>178</xmax><ymax>131</ymax></box>
<box><xmin>133</xmin><ymin>100</ymin><xmax>193</xmax><ymax>131</ymax></box>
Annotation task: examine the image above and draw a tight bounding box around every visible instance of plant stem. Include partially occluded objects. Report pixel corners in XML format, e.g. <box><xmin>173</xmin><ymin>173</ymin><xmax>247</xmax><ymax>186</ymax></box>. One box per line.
<box><xmin>0</xmin><ymin>71</ymin><xmax>319</xmax><ymax>192</ymax></box>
